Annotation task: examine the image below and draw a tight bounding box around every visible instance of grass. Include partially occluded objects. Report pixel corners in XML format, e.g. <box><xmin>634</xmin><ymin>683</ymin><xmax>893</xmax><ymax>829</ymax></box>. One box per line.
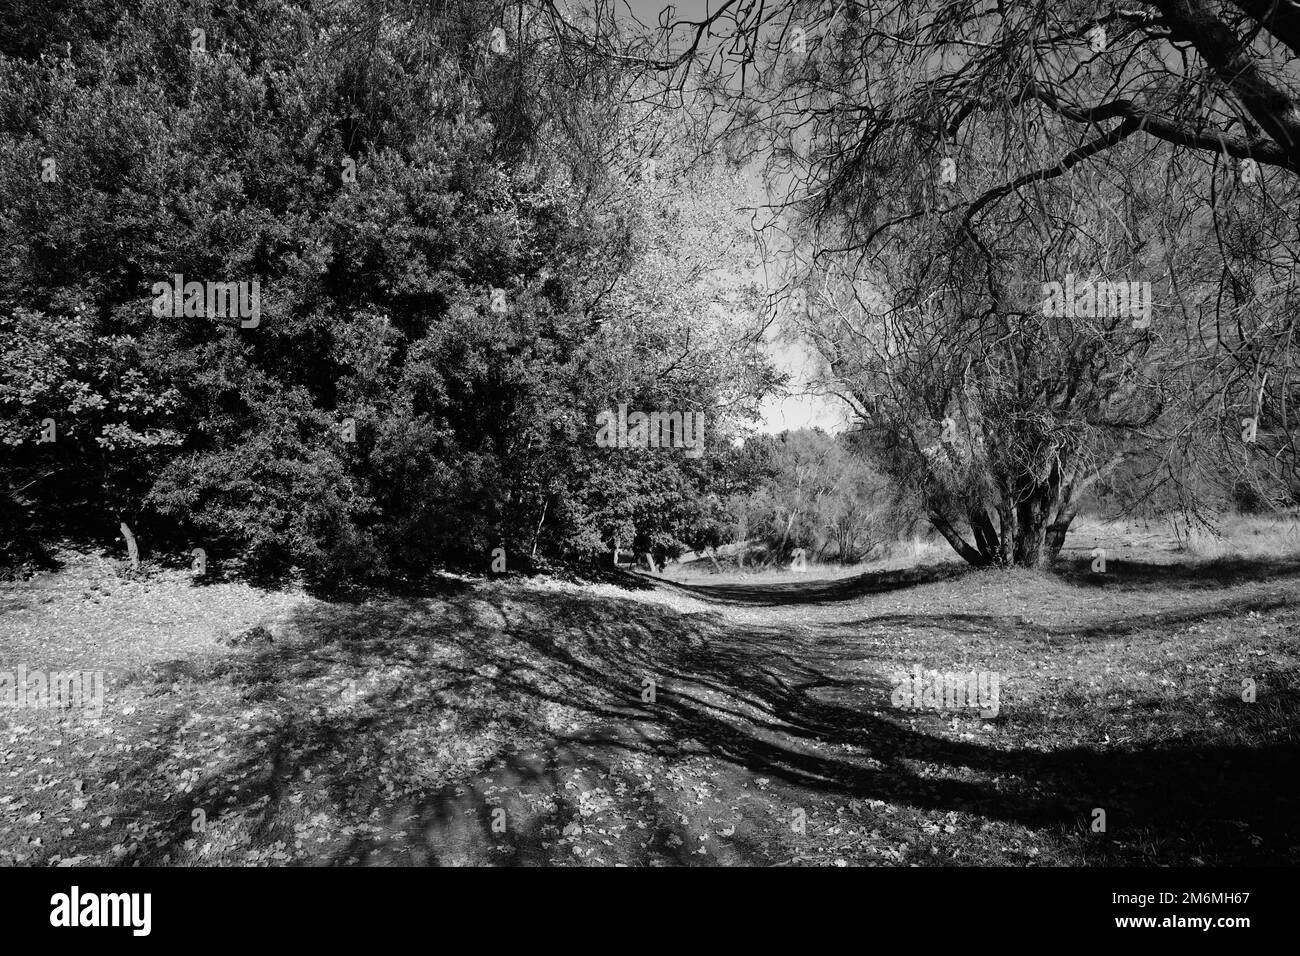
<box><xmin>1</xmin><ymin>517</ymin><xmax>1298</xmax><ymax>866</ymax></box>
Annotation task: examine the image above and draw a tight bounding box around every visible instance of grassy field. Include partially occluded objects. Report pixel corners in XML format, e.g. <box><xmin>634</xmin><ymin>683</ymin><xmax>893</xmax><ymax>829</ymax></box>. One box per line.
<box><xmin>1</xmin><ymin>517</ymin><xmax>1298</xmax><ymax>866</ymax></box>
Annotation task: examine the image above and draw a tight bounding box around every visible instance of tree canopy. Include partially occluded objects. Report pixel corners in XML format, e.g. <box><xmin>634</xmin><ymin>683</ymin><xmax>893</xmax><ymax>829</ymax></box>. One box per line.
<box><xmin>0</xmin><ymin>0</ymin><xmax>777</xmax><ymax>579</ymax></box>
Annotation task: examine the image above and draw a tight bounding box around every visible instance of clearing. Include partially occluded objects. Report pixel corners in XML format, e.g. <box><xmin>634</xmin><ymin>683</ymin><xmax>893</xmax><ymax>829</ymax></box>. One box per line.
<box><xmin>2</xmin><ymin>522</ymin><xmax>1298</xmax><ymax>865</ymax></box>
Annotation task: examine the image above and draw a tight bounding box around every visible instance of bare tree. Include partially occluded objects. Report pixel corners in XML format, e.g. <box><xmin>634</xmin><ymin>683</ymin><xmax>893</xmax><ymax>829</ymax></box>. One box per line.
<box><xmin>564</xmin><ymin>0</ymin><xmax>1300</xmax><ymax>565</ymax></box>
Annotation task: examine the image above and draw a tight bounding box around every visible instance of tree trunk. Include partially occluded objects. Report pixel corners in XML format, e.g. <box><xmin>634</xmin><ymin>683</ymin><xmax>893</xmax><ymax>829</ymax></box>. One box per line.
<box><xmin>120</xmin><ymin>521</ymin><xmax>140</xmax><ymax>572</ymax></box>
<box><xmin>932</xmin><ymin>492</ymin><xmax>1062</xmax><ymax>569</ymax></box>
<box><xmin>777</xmin><ymin>511</ymin><xmax>796</xmax><ymax>559</ymax></box>
<box><xmin>530</xmin><ymin>499</ymin><xmax>548</xmax><ymax>558</ymax></box>
<box><xmin>991</xmin><ymin>502</ymin><xmax>1014</xmax><ymax>565</ymax></box>
<box><xmin>928</xmin><ymin>512</ymin><xmax>989</xmax><ymax>566</ymax></box>
<box><xmin>1045</xmin><ymin>508</ymin><xmax>1076</xmax><ymax>561</ymax></box>
<box><xmin>967</xmin><ymin>507</ymin><xmax>1001</xmax><ymax>563</ymax></box>
<box><xmin>1013</xmin><ymin>493</ymin><xmax>1053</xmax><ymax>567</ymax></box>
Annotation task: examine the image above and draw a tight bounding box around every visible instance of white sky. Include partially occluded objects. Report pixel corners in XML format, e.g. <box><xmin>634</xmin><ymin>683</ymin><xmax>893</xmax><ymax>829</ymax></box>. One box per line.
<box><xmin>760</xmin><ymin>338</ymin><xmax>851</xmax><ymax>433</ymax></box>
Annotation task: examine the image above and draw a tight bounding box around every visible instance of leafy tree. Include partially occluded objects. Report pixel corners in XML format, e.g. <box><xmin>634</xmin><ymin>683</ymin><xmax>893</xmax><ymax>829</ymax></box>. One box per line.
<box><xmin>0</xmin><ymin>0</ymin><xmax>776</xmax><ymax>579</ymax></box>
<box><xmin>729</xmin><ymin>429</ymin><xmax>890</xmax><ymax>565</ymax></box>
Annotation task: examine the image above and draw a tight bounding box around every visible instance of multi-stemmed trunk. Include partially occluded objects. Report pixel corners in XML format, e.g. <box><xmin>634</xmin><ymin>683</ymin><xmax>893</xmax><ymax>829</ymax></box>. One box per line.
<box><xmin>929</xmin><ymin>486</ymin><xmax>1073</xmax><ymax>569</ymax></box>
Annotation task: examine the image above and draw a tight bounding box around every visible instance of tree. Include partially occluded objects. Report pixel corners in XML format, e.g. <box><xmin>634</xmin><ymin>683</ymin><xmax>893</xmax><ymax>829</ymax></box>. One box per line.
<box><xmin>728</xmin><ymin>429</ymin><xmax>890</xmax><ymax>564</ymax></box>
<box><xmin>0</xmin><ymin>0</ymin><xmax>777</xmax><ymax>579</ymax></box>
<box><xmin>587</xmin><ymin>0</ymin><xmax>1300</xmax><ymax>566</ymax></box>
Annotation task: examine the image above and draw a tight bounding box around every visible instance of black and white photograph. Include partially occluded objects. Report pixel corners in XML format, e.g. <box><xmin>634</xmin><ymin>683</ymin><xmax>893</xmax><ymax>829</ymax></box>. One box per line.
<box><xmin>0</xmin><ymin>0</ymin><xmax>1295</xmax><ymax>933</ymax></box>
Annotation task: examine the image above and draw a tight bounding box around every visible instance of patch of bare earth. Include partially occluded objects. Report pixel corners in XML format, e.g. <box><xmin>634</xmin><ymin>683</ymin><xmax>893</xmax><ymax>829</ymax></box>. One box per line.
<box><xmin>2</xmin><ymin>541</ymin><xmax>1297</xmax><ymax>866</ymax></box>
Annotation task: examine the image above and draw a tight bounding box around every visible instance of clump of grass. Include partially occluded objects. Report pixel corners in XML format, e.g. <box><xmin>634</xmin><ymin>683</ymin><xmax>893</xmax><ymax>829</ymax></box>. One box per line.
<box><xmin>1184</xmin><ymin>513</ymin><xmax>1300</xmax><ymax>559</ymax></box>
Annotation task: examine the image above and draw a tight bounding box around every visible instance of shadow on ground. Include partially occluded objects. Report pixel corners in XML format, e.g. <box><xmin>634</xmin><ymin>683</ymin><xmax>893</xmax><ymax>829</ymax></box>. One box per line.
<box><xmin>641</xmin><ymin>563</ymin><xmax>971</xmax><ymax>606</ymax></box>
<box><xmin>100</xmin><ymin>561</ymin><xmax>1300</xmax><ymax>866</ymax></box>
<box><xmin>1055</xmin><ymin>553</ymin><xmax>1300</xmax><ymax>589</ymax></box>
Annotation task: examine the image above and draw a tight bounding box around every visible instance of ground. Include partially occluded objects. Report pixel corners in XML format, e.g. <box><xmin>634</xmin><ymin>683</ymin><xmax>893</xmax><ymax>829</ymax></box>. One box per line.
<box><xmin>1</xmin><ymin>519</ymin><xmax>1298</xmax><ymax>866</ymax></box>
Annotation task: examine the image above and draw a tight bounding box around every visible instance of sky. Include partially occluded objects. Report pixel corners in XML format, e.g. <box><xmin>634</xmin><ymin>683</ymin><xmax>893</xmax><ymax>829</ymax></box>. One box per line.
<box><xmin>760</xmin><ymin>339</ymin><xmax>852</xmax><ymax>434</ymax></box>
<box><xmin>618</xmin><ymin>0</ymin><xmax>720</xmax><ymax>28</ymax></box>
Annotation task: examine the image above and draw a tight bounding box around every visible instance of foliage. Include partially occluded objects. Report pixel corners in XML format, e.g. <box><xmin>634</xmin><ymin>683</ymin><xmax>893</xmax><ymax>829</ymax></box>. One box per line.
<box><xmin>727</xmin><ymin>429</ymin><xmax>892</xmax><ymax>564</ymax></box>
<box><xmin>0</xmin><ymin>0</ymin><xmax>775</xmax><ymax>580</ymax></box>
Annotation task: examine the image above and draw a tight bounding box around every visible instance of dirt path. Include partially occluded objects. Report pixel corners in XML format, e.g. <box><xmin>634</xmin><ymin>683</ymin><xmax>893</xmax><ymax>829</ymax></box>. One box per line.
<box><xmin>346</xmin><ymin>562</ymin><xmax>1300</xmax><ymax>866</ymax></box>
<box><xmin>3</xmin><ymin>554</ymin><xmax>1299</xmax><ymax>865</ymax></box>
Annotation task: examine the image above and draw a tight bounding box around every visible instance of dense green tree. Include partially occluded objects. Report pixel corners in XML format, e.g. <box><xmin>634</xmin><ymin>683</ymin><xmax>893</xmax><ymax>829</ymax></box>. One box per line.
<box><xmin>0</xmin><ymin>0</ymin><xmax>776</xmax><ymax>579</ymax></box>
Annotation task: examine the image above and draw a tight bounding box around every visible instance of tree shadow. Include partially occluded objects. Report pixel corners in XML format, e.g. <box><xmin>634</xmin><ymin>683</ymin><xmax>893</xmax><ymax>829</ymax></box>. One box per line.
<box><xmin>835</xmin><ymin>587</ymin><xmax>1296</xmax><ymax>641</ymax></box>
<box><xmin>644</xmin><ymin>563</ymin><xmax>971</xmax><ymax>606</ymax></box>
<box><xmin>104</xmin><ymin>579</ymin><xmax>1300</xmax><ymax>865</ymax></box>
<box><xmin>1055</xmin><ymin>553</ymin><xmax>1300</xmax><ymax>590</ymax></box>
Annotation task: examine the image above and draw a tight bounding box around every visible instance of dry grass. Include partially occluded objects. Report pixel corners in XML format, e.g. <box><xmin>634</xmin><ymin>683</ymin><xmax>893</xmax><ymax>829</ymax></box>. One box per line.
<box><xmin>664</xmin><ymin>534</ymin><xmax>958</xmax><ymax>586</ymax></box>
<box><xmin>1064</xmin><ymin>512</ymin><xmax>1300</xmax><ymax>563</ymax></box>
